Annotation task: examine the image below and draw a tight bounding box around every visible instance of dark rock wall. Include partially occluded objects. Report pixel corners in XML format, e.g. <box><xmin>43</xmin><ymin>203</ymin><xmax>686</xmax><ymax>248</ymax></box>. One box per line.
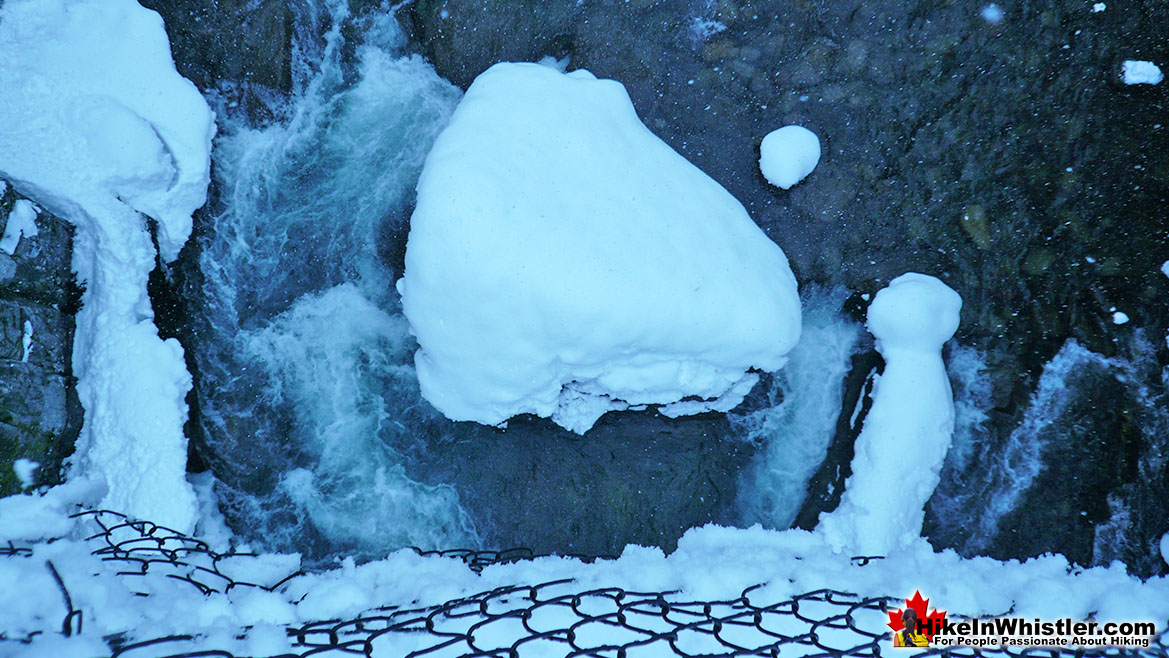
<box><xmin>140</xmin><ymin>0</ymin><xmax>296</xmax><ymax>120</ymax></box>
<box><xmin>140</xmin><ymin>0</ymin><xmax>294</xmax><ymax>91</ymax></box>
<box><xmin>423</xmin><ymin>411</ymin><xmax>751</xmax><ymax>557</ymax></box>
<box><xmin>0</xmin><ymin>186</ymin><xmax>83</xmax><ymax>496</ymax></box>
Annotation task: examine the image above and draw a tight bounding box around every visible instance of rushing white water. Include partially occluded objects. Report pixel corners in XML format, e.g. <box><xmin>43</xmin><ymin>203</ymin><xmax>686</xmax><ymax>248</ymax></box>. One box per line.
<box><xmin>732</xmin><ymin>287</ymin><xmax>860</xmax><ymax>529</ymax></box>
<box><xmin>961</xmin><ymin>340</ymin><xmax>1122</xmax><ymax>553</ymax></box>
<box><xmin>194</xmin><ymin>3</ymin><xmax>476</xmax><ymax>556</ymax></box>
<box><xmin>1089</xmin><ymin>332</ymin><xmax>1169</xmax><ymax>573</ymax></box>
<box><xmin>942</xmin><ymin>344</ymin><xmax>993</xmax><ymax>475</ymax></box>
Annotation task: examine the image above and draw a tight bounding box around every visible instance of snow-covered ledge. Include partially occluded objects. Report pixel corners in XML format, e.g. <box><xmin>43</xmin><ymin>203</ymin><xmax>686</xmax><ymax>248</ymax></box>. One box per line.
<box><xmin>0</xmin><ymin>0</ymin><xmax>214</xmax><ymax>532</ymax></box>
<box><xmin>817</xmin><ymin>273</ymin><xmax>962</xmax><ymax>556</ymax></box>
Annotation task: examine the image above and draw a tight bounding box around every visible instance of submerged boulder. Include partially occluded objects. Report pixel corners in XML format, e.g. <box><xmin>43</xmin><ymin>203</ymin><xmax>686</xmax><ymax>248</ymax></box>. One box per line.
<box><xmin>425</xmin><ymin>410</ymin><xmax>753</xmax><ymax>557</ymax></box>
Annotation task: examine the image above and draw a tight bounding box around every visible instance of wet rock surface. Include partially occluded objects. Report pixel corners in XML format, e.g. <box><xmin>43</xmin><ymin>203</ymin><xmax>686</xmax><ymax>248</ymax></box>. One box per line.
<box><xmin>424</xmin><ymin>411</ymin><xmax>751</xmax><ymax>557</ymax></box>
<box><xmin>406</xmin><ymin>0</ymin><xmax>579</xmax><ymax>89</ymax></box>
<box><xmin>141</xmin><ymin>0</ymin><xmax>295</xmax><ymax>117</ymax></box>
<box><xmin>0</xmin><ymin>185</ymin><xmax>83</xmax><ymax>496</ymax></box>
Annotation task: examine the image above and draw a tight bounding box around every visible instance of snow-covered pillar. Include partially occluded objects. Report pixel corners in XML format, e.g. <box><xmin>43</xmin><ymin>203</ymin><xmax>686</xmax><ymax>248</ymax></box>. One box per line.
<box><xmin>817</xmin><ymin>273</ymin><xmax>962</xmax><ymax>555</ymax></box>
<box><xmin>0</xmin><ymin>0</ymin><xmax>214</xmax><ymax>532</ymax></box>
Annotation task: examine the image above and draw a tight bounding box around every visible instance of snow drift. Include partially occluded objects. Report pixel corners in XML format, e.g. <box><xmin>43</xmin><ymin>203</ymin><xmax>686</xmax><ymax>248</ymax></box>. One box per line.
<box><xmin>398</xmin><ymin>62</ymin><xmax>801</xmax><ymax>434</ymax></box>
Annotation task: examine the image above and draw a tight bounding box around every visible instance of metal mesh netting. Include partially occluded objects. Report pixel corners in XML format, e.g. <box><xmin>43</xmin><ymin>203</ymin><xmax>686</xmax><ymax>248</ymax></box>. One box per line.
<box><xmin>4</xmin><ymin>510</ymin><xmax>1167</xmax><ymax>658</ymax></box>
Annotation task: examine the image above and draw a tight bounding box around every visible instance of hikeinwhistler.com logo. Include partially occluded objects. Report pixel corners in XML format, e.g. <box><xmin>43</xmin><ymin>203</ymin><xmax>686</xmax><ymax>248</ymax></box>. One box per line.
<box><xmin>887</xmin><ymin>591</ymin><xmax>1158</xmax><ymax>649</ymax></box>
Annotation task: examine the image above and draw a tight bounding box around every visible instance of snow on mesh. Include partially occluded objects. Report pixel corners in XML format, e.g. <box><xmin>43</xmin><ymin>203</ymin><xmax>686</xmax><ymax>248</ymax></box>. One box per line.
<box><xmin>2</xmin><ymin>509</ymin><xmax>1167</xmax><ymax>657</ymax></box>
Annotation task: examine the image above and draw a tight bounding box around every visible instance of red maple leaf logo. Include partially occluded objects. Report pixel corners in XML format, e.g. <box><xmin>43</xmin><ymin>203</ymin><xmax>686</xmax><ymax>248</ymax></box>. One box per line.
<box><xmin>887</xmin><ymin>590</ymin><xmax>947</xmax><ymax>641</ymax></box>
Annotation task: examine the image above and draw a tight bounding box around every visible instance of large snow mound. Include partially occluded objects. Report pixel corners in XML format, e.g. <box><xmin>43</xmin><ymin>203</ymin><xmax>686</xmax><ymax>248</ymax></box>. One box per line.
<box><xmin>0</xmin><ymin>0</ymin><xmax>213</xmax><ymax>259</ymax></box>
<box><xmin>0</xmin><ymin>0</ymin><xmax>214</xmax><ymax>531</ymax></box>
<box><xmin>398</xmin><ymin>62</ymin><xmax>801</xmax><ymax>434</ymax></box>
<box><xmin>819</xmin><ymin>273</ymin><xmax>962</xmax><ymax>555</ymax></box>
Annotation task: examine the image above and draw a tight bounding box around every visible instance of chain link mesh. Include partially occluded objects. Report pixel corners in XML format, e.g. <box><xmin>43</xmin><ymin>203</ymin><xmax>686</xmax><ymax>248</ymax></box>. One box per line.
<box><xmin>3</xmin><ymin>510</ymin><xmax>1166</xmax><ymax>657</ymax></box>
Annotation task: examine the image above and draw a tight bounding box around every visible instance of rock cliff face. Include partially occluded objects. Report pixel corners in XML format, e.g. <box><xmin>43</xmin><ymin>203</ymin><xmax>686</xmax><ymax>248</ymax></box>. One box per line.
<box><xmin>0</xmin><ymin>185</ymin><xmax>83</xmax><ymax>495</ymax></box>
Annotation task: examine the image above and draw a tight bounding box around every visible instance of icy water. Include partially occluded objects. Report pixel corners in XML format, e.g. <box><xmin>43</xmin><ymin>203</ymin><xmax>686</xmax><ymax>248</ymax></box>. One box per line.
<box><xmin>731</xmin><ymin>287</ymin><xmax>861</xmax><ymax>529</ymax></box>
<box><xmin>192</xmin><ymin>4</ymin><xmax>477</xmax><ymax>557</ymax></box>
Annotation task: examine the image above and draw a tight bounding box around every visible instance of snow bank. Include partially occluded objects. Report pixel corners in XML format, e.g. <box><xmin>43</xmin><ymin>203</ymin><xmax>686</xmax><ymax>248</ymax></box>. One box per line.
<box><xmin>399</xmin><ymin>62</ymin><xmax>800</xmax><ymax>434</ymax></box>
<box><xmin>1123</xmin><ymin>60</ymin><xmax>1163</xmax><ymax>85</ymax></box>
<box><xmin>759</xmin><ymin>125</ymin><xmax>822</xmax><ymax>190</ymax></box>
<box><xmin>0</xmin><ymin>0</ymin><xmax>214</xmax><ymax>532</ymax></box>
<box><xmin>21</xmin><ymin>320</ymin><xmax>34</xmax><ymax>363</ymax></box>
<box><xmin>13</xmin><ymin>459</ymin><xmax>39</xmax><ymax>490</ymax></box>
<box><xmin>818</xmin><ymin>273</ymin><xmax>962</xmax><ymax>555</ymax></box>
<box><xmin>0</xmin><ymin>479</ymin><xmax>102</xmax><ymax>543</ymax></box>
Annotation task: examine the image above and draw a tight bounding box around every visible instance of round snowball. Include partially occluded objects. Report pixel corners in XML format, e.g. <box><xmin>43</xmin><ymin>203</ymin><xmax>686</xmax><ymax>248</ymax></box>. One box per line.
<box><xmin>759</xmin><ymin>125</ymin><xmax>821</xmax><ymax>190</ymax></box>
<box><xmin>866</xmin><ymin>273</ymin><xmax>962</xmax><ymax>352</ymax></box>
<box><xmin>1161</xmin><ymin>531</ymin><xmax>1169</xmax><ymax>567</ymax></box>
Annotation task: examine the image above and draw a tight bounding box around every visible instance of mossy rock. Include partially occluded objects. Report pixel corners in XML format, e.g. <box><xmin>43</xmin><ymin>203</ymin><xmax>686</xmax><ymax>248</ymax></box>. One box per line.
<box><xmin>960</xmin><ymin>204</ymin><xmax>991</xmax><ymax>250</ymax></box>
<box><xmin>0</xmin><ymin>417</ymin><xmax>55</xmax><ymax>496</ymax></box>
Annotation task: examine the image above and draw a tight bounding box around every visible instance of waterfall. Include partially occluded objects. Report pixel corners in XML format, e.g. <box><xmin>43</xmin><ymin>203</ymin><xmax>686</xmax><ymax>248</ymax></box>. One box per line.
<box><xmin>927</xmin><ymin>334</ymin><xmax>1169</xmax><ymax>574</ymax></box>
<box><xmin>190</xmin><ymin>1</ymin><xmax>477</xmax><ymax>559</ymax></box>
<box><xmin>732</xmin><ymin>287</ymin><xmax>861</xmax><ymax>529</ymax></box>
<box><xmin>178</xmin><ymin>1</ymin><xmax>1167</xmax><ymax>571</ymax></box>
